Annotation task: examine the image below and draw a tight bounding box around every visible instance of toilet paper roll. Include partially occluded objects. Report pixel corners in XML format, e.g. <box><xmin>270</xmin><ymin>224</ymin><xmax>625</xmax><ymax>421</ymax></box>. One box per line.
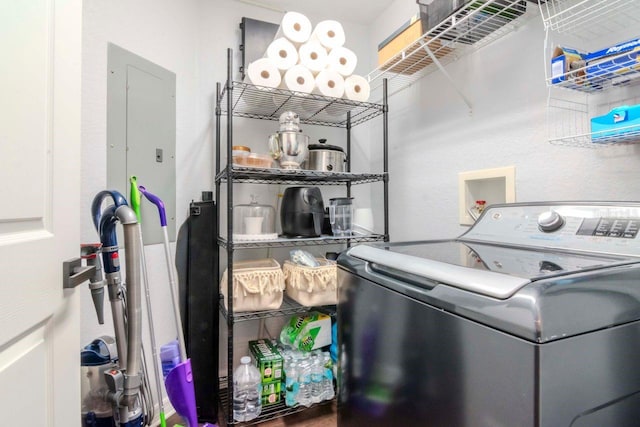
<box><xmin>298</xmin><ymin>41</ymin><xmax>328</xmax><ymax>75</ymax></box>
<box><xmin>344</xmin><ymin>75</ymin><xmax>370</xmax><ymax>102</ymax></box>
<box><xmin>277</xmin><ymin>11</ymin><xmax>312</xmax><ymax>45</ymax></box>
<box><xmin>266</xmin><ymin>37</ymin><xmax>298</xmax><ymax>71</ymax></box>
<box><xmin>327</xmin><ymin>46</ymin><xmax>357</xmax><ymax>77</ymax></box>
<box><xmin>314</xmin><ymin>69</ymin><xmax>345</xmax><ymax>98</ymax></box>
<box><xmin>245</xmin><ymin>58</ymin><xmax>282</xmax><ymax>89</ymax></box>
<box><xmin>281</xmin><ymin>65</ymin><xmax>316</xmax><ymax>94</ymax></box>
<box><xmin>311</xmin><ymin>20</ymin><xmax>346</xmax><ymax>51</ymax></box>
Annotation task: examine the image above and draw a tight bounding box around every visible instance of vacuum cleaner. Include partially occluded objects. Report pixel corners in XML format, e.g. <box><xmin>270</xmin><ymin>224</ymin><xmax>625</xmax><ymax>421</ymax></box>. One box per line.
<box><xmin>80</xmin><ymin>190</ymin><xmax>147</xmax><ymax>427</ymax></box>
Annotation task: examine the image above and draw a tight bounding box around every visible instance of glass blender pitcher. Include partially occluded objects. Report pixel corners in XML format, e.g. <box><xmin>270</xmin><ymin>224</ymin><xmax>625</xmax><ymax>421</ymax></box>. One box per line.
<box><xmin>328</xmin><ymin>197</ymin><xmax>354</xmax><ymax>236</ymax></box>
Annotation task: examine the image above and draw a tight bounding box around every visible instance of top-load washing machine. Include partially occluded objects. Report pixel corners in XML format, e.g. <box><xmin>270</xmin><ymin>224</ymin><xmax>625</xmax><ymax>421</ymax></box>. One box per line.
<box><xmin>337</xmin><ymin>202</ymin><xmax>640</xmax><ymax>427</ymax></box>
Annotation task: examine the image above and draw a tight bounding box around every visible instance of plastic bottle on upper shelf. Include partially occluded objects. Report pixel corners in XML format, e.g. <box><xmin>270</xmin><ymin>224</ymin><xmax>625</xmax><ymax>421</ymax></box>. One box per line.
<box><xmin>233</xmin><ymin>356</ymin><xmax>262</xmax><ymax>422</ymax></box>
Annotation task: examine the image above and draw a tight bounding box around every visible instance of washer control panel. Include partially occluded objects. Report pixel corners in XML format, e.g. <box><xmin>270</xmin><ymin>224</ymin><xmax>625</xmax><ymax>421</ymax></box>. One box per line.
<box><xmin>462</xmin><ymin>202</ymin><xmax>640</xmax><ymax>257</ymax></box>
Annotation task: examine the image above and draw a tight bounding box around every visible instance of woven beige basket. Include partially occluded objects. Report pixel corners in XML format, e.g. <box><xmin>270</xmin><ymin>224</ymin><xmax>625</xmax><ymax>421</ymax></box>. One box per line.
<box><xmin>282</xmin><ymin>258</ymin><xmax>337</xmax><ymax>306</ymax></box>
<box><xmin>221</xmin><ymin>259</ymin><xmax>284</xmax><ymax>312</ymax></box>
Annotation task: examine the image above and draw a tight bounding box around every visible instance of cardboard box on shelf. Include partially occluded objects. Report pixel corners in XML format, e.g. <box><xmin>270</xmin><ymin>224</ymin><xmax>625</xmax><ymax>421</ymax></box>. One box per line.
<box><xmin>249</xmin><ymin>339</ymin><xmax>283</xmax><ymax>384</ymax></box>
<box><xmin>585</xmin><ymin>37</ymin><xmax>640</xmax><ymax>83</ymax></box>
<box><xmin>591</xmin><ymin>104</ymin><xmax>640</xmax><ymax>141</ymax></box>
<box><xmin>260</xmin><ymin>380</ymin><xmax>282</xmax><ymax>406</ymax></box>
<box><xmin>551</xmin><ymin>46</ymin><xmax>586</xmax><ymax>85</ymax></box>
<box><xmin>378</xmin><ymin>14</ymin><xmax>424</xmax><ymax>66</ymax></box>
<box><xmin>377</xmin><ymin>14</ymin><xmax>454</xmax><ymax>75</ymax></box>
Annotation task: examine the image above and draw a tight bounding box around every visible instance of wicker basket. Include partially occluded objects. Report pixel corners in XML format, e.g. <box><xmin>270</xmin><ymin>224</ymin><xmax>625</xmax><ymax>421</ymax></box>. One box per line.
<box><xmin>282</xmin><ymin>258</ymin><xmax>337</xmax><ymax>307</ymax></box>
<box><xmin>221</xmin><ymin>259</ymin><xmax>285</xmax><ymax>312</ymax></box>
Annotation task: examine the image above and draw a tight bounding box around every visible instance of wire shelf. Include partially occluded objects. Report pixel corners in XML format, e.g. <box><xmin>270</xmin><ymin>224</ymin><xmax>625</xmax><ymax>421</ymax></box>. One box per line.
<box><xmin>549</xmin><ymin>127</ymin><xmax>640</xmax><ymax>147</ymax></box>
<box><xmin>367</xmin><ymin>0</ymin><xmax>531</xmax><ymax>100</ymax></box>
<box><xmin>215</xmin><ymin>166</ymin><xmax>387</xmax><ymax>185</ymax></box>
<box><xmin>539</xmin><ymin>0</ymin><xmax>639</xmax><ymax>38</ymax></box>
<box><xmin>547</xmin><ymin>90</ymin><xmax>640</xmax><ymax>147</ymax></box>
<box><xmin>221</xmin><ymin>82</ymin><xmax>384</xmax><ymax>128</ymax></box>
<box><xmin>219</xmin><ymin>295</ymin><xmax>337</xmax><ymax>323</ymax></box>
<box><xmin>547</xmin><ymin>49</ymin><xmax>640</xmax><ymax>93</ymax></box>
<box><xmin>218</xmin><ymin>376</ymin><xmax>336</xmax><ymax>425</ymax></box>
<box><xmin>218</xmin><ymin>233</ymin><xmax>387</xmax><ymax>249</ymax></box>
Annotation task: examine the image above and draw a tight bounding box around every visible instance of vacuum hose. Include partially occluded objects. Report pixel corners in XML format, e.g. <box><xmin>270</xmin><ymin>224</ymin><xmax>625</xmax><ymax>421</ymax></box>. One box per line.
<box><xmin>117</xmin><ymin>205</ymin><xmax>143</xmax><ymax>407</ymax></box>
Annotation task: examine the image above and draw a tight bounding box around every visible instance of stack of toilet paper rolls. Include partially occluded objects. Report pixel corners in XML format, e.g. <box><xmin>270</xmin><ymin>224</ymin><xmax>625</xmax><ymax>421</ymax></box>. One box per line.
<box><xmin>245</xmin><ymin>11</ymin><xmax>371</xmax><ymax>105</ymax></box>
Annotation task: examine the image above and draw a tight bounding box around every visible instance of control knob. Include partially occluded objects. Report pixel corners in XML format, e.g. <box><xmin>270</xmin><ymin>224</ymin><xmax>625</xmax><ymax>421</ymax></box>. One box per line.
<box><xmin>538</xmin><ymin>210</ymin><xmax>565</xmax><ymax>232</ymax></box>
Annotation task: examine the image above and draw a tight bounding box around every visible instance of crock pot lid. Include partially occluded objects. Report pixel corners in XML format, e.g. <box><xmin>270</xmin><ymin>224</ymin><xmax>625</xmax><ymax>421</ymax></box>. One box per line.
<box><xmin>309</xmin><ymin>139</ymin><xmax>344</xmax><ymax>152</ymax></box>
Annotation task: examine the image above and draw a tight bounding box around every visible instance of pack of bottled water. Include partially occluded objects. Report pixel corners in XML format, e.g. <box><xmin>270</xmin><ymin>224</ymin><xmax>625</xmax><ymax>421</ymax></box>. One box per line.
<box><xmin>279</xmin><ymin>347</ymin><xmax>335</xmax><ymax>407</ymax></box>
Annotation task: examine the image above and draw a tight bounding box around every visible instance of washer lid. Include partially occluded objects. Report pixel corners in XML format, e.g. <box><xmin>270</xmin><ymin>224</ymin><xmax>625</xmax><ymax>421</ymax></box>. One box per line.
<box><xmin>347</xmin><ymin>240</ymin><xmax>632</xmax><ymax>299</ymax></box>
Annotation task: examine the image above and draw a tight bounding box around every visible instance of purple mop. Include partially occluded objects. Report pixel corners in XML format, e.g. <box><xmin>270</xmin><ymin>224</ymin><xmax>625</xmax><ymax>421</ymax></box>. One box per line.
<box><xmin>139</xmin><ymin>185</ymin><xmax>216</xmax><ymax>427</ymax></box>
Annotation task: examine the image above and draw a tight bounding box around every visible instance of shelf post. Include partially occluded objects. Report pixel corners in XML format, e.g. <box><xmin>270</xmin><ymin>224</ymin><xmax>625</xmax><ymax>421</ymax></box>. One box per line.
<box><xmin>215</xmin><ymin>82</ymin><xmax>222</xmax><ymax>254</ymax></box>
<box><xmin>225</xmin><ymin>47</ymin><xmax>235</xmax><ymax>426</ymax></box>
<box><xmin>347</xmin><ymin>111</ymin><xmax>352</xmax><ymax>247</ymax></box>
<box><xmin>383</xmin><ymin>78</ymin><xmax>389</xmax><ymax>242</ymax></box>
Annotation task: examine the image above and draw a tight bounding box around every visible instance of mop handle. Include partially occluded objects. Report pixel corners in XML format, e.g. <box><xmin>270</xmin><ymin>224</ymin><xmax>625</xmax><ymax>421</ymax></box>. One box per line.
<box><xmin>138</xmin><ymin>185</ymin><xmax>188</xmax><ymax>362</ymax></box>
<box><xmin>138</xmin><ymin>186</ymin><xmax>167</xmax><ymax>226</ymax></box>
<box><xmin>130</xmin><ymin>178</ymin><xmax>168</xmax><ymax>427</ymax></box>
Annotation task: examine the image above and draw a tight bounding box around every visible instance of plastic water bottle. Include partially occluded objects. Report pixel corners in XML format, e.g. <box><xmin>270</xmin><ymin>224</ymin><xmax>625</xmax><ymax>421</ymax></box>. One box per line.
<box><xmin>284</xmin><ymin>362</ymin><xmax>299</xmax><ymax>407</ymax></box>
<box><xmin>297</xmin><ymin>360</ymin><xmax>312</xmax><ymax>407</ymax></box>
<box><xmin>322</xmin><ymin>353</ymin><xmax>335</xmax><ymax>401</ymax></box>
<box><xmin>310</xmin><ymin>356</ymin><xmax>324</xmax><ymax>403</ymax></box>
<box><xmin>233</xmin><ymin>356</ymin><xmax>262</xmax><ymax>422</ymax></box>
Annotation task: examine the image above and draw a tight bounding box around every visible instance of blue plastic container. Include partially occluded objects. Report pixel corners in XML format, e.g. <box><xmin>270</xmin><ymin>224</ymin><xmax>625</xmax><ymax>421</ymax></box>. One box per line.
<box><xmin>160</xmin><ymin>340</ymin><xmax>180</xmax><ymax>379</ymax></box>
<box><xmin>590</xmin><ymin>104</ymin><xmax>640</xmax><ymax>141</ymax></box>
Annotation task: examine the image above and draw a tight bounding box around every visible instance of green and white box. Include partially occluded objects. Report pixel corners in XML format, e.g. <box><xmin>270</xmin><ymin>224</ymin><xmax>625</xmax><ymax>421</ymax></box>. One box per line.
<box><xmin>249</xmin><ymin>339</ymin><xmax>283</xmax><ymax>384</ymax></box>
<box><xmin>260</xmin><ymin>380</ymin><xmax>282</xmax><ymax>406</ymax></box>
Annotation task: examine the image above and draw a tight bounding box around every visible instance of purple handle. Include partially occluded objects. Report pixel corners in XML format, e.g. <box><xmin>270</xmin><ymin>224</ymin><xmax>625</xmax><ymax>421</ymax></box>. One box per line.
<box><xmin>138</xmin><ymin>185</ymin><xmax>167</xmax><ymax>227</ymax></box>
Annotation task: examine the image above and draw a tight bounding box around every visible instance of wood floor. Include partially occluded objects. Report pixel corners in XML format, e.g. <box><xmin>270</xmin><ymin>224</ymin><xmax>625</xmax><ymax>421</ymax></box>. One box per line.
<box><xmin>166</xmin><ymin>401</ymin><xmax>337</xmax><ymax>427</ymax></box>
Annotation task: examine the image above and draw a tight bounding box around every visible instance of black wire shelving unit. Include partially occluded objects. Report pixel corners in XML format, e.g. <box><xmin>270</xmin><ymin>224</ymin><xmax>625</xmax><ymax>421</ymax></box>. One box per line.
<box><xmin>208</xmin><ymin>47</ymin><xmax>389</xmax><ymax>426</ymax></box>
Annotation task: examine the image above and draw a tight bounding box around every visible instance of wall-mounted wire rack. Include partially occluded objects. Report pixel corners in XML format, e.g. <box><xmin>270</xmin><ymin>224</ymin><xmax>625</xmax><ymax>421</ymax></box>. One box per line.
<box><xmin>541</xmin><ymin>0</ymin><xmax>640</xmax><ymax>147</ymax></box>
<box><xmin>367</xmin><ymin>0</ymin><xmax>533</xmax><ymax>105</ymax></box>
<box><xmin>539</xmin><ymin>0</ymin><xmax>637</xmax><ymax>38</ymax></box>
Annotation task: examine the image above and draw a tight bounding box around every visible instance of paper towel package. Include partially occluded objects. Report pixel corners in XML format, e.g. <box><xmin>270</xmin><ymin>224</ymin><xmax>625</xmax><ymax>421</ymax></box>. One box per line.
<box><xmin>277</xmin><ymin>11</ymin><xmax>312</xmax><ymax>45</ymax></box>
<box><xmin>266</xmin><ymin>37</ymin><xmax>299</xmax><ymax>71</ymax></box>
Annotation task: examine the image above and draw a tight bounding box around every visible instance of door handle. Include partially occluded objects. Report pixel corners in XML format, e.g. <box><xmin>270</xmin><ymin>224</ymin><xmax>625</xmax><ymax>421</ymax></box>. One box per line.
<box><xmin>63</xmin><ymin>258</ymin><xmax>96</xmax><ymax>289</ymax></box>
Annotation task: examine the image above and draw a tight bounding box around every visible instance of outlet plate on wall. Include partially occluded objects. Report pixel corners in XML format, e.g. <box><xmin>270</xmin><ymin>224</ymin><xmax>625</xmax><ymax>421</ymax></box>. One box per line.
<box><xmin>459</xmin><ymin>166</ymin><xmax>516</xmax><ymax>225</ymax></box>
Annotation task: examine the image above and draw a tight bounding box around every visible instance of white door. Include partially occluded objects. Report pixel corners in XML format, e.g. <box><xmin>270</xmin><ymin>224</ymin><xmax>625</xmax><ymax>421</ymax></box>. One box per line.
<box><xmin>0</xmin><ymin>0</ymin><xmax>82</xmax><ymax>425</ymax></box>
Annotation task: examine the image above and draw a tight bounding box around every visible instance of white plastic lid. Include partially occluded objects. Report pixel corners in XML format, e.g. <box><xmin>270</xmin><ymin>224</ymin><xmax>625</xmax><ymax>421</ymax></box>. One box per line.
<box><xmin>241</xmin><ymin>356</ymin><xmax>251</xmax><ymax>364</ymax></box>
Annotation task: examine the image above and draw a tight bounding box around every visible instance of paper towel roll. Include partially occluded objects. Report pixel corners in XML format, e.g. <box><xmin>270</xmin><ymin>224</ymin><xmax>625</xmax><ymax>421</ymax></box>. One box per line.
<box><xmin>298</xmin><ymin>41</ymin><xmax>328</xmax><ymax>75</ymax></box>
<box><xmin>344</xmin><ymin>75</ymin><xmax>370</xmax><ymax>102</ymax></box>
<box><xmin>327</xmin><ymin>46</ymin><xmax>357</xmax><ymax>77</ymax></box>
<box><xmin>314</xmin><ymin>69</ymin><xmax>345</xmax><ymax>98</ymax></box>
<box><xmin>281</xmin><ymin>65</ymin><xmax>316</xmax><ymax>94</ymax></box>
<box><xmin>277</xmin><ymin>11</ymin><xmax>312</xmax><ymax>45</ymax></box>
<box><xmin>266</xmin><ymin>37</ymin><xmax>298</xmax><ymax>71</ymax></box>
<box><xmin>311</xmin><ymin>20</ymin><xmax>345</xmax><ymax>51</ymax></box>
<box><xmin>245</xmin><ymin>58</ymin><xmax>282</xmax><ymax>89</ymax></box>
<box><xmin>274</xmin><ymin>65</ymin><xmax>315</xmax><ymax>110</ymax></box>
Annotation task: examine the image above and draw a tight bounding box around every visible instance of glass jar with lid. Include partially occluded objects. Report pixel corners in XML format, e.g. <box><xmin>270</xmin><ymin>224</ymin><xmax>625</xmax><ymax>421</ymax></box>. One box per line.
<box><xmin>233</xmin><ymin>195</ymin><xmax>278</xmax><ymax>241</ymax></box>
